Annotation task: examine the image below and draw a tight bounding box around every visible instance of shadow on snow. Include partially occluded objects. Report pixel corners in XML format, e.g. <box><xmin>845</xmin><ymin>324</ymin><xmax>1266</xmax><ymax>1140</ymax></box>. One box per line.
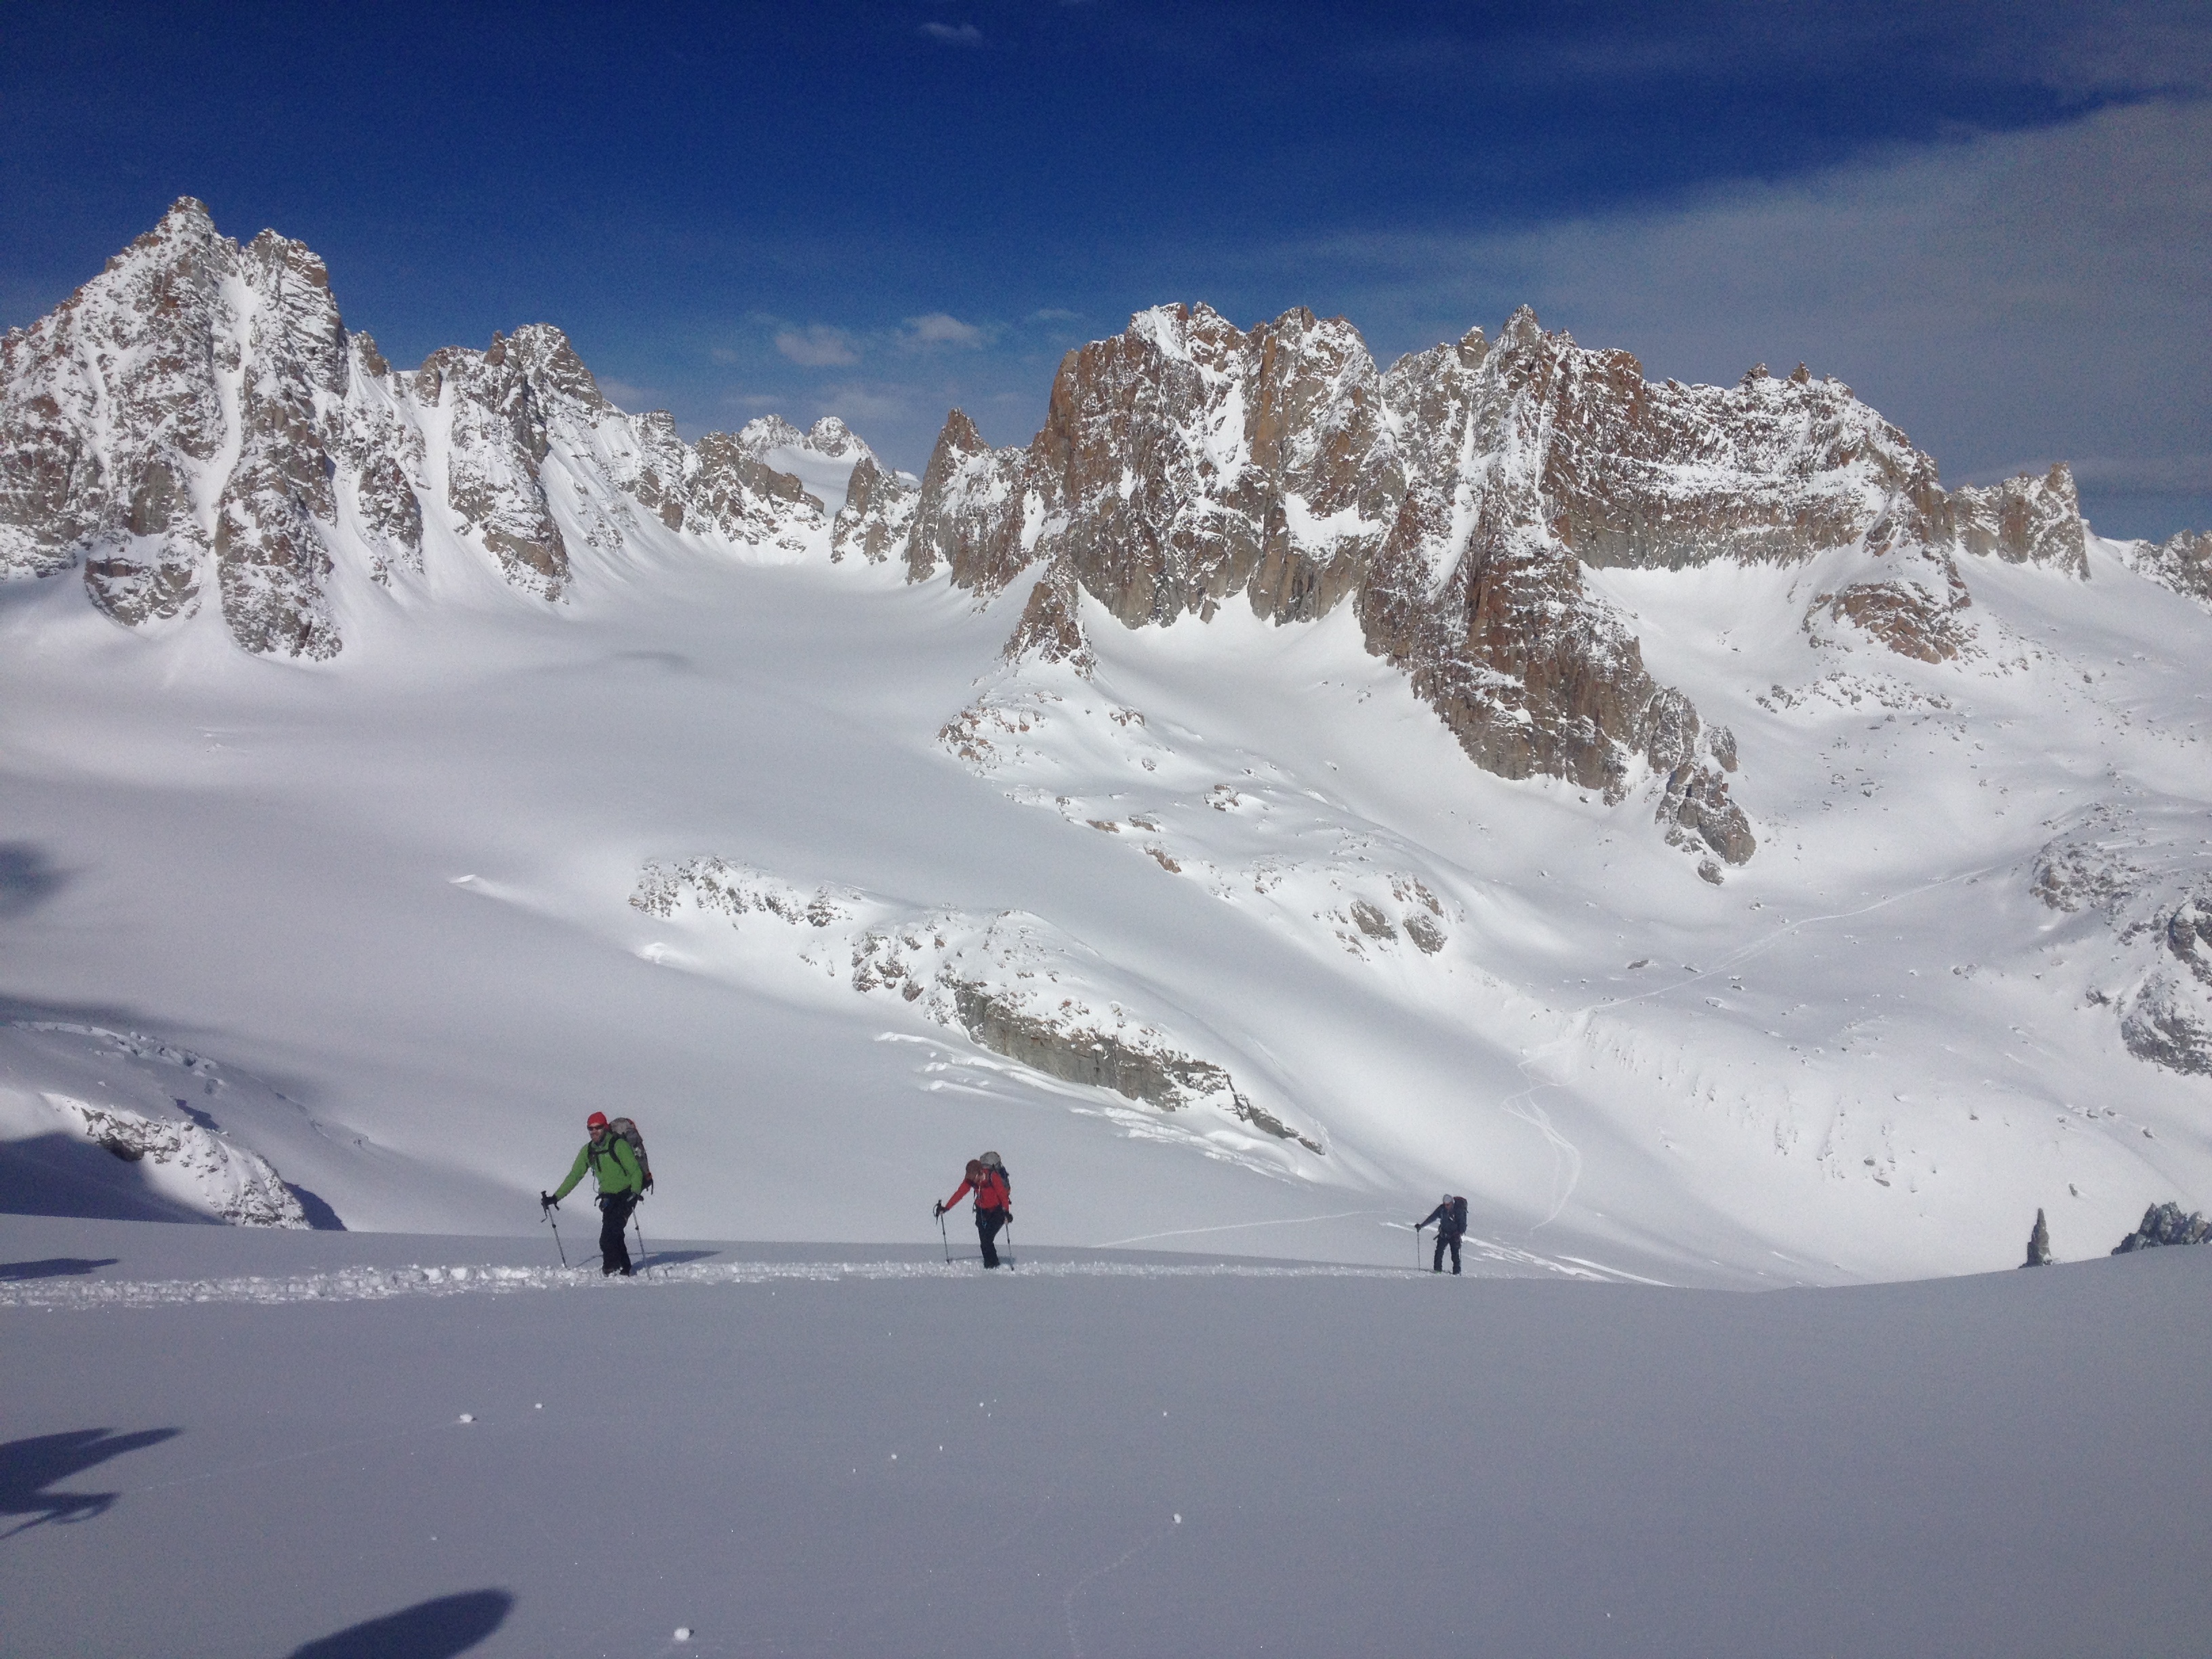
<box><xmin>0</xmin><ymin>1256</ymin><xmax>118</xmax><ymax>1281</ymax></box>
<box><xmin>0</xmin><ymin>1427</ymin><xmax>182</xmax><ymax>1538</ymax></box>
<box><xmin>285</xmin><ymin>1590</ymin><xmax>514</xmax><ymax>1658</ymax></box>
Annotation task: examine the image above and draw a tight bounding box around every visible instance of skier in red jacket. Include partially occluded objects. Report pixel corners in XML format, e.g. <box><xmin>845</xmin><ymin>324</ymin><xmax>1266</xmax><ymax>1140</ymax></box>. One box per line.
<box><xmin>937</xmin><ymin>1153</ymin><xmax>1012</xmax><ymax>1268</ymax></box>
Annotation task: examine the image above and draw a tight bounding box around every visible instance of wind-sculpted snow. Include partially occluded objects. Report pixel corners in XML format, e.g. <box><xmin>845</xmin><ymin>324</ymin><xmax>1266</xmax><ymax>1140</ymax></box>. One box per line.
<box><xmin>937</xmin><ymin>664</ymin><xmax>1469</xmax><ymax>964</ymax></box>
<box><xmin>630</xmin><ymin>858</ymin><xmax>1326</xmax><ymax>1157</ymax></box>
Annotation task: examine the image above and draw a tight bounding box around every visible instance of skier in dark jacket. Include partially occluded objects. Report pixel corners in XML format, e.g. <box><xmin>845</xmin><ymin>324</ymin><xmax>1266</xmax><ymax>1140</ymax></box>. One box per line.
<box><xmin>1416</xmin><ymin>1193</ymin><xmax>1467</xmax><ymax>1275</ymax></box>
<box><xmin>937</xmin><ymin>1153</ymin><xmax>1012</xmax><ymax>1268</ymax></box>
<box><xmin>544</xmin><ymin>1111</ymin><xmax>645</xmax><ymax>1276</ymax></box>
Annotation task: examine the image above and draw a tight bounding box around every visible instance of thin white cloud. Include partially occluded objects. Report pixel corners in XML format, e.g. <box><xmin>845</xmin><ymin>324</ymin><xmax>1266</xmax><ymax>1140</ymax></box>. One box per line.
<box><xmin>2050</xmin><ymin>454</ymin><xmax>2212</xmax><ymax>495</ymax></box>
<box><xmin>813</xmin><ymin>382</ymin><xmax>918</xmax><ymax>426</ymax></box>
<box><xmin>1275</xmin><ymin>100</ymin><xmax>2212</xmax><ymax>518</ymax></box>
<box><xmin>921</xmin><ymin>21</ymin><xmax>982</xmax><ymax>44</ymax></box>
<box><xmin>774</xmin><ymin>325</ymin><xmax>861</xmax><ymax>367</ymax></box>
<box><xmin>903</xmin><ymin>312</ymin><xmax>988</xmax><ymax>349</ymax></box>
<box><xmin>594</xmin><ymin>377</ymin><xmax>655</xmax><ymax>411</ymax></box>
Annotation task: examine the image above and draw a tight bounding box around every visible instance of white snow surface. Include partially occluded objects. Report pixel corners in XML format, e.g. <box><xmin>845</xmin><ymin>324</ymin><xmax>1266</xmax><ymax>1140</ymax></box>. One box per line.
<box><xmin>1</xmin><ymin>460</ymin><xmax>2209</xmax><ymax>1281</ymax></box>
<box><xmin>3</xmin><ymin>1214</ymin><xmax>2209</xmax><ymax>1656</ymax></box>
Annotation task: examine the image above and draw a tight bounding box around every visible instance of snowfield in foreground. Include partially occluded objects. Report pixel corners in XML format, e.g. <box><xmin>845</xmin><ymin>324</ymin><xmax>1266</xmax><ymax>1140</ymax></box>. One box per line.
<box><xmin>3</xmin><ymin>1214</ymin><xmax>2210</xmax><ymax>1658</ymax></box>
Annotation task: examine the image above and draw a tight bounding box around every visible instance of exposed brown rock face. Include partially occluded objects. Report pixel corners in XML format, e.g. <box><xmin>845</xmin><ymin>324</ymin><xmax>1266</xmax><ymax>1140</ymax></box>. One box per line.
<box><xmin>1002</xmin><ymin>559</ymin><xmax>1094</xmax><ymax>674</ymax></box>
<box><xmin>683</xmin><ymin>432</ymin><xmax>819</xmax><ymax>546</ymax></box>
<box><xmin>899</xmin><ymin>306</ymin><xmax>2118</xmax><ymax>866</ymax></box>
<box><xmin>0</xmin><ymin>201</ymin><xmax>844</xmax><ymax>655</ymax></box>
<box><xmin>1949</xmin><ymin>465</ymin><xmax>2087</xmax><ymax>575</ymax></box>
<box><xmin>948</xmin><ymin>983</ymin><xmax>1317</xmax><ymax>1148</ymax></box>
<box><xmin>830</xmin><ymin>455</ymin><xmax>917</xmax><ymax>565</ymax></box>
<box><xmin>1359</xmin><ymin>310</ymin><xmax>1716</xmax><ymax>813</ymax></box>
<box><xmin>422</xmin><ymin>329</ymin><xmax>573</xmax><ymax>598</ymax></box>
<box><xmin>906</xmin><ymin>304</ymin><xmax>1399</xmax><ymax>624</ymax></box>
<box><xmin>905</xmin><ymin>409</ymin><xmax>1025</xmax><ymax>587</ymax></box>
<box><xmin>1807</xmin><ymin>558</ymin><xmax>1975</xmax><ymax>664</ymax></box>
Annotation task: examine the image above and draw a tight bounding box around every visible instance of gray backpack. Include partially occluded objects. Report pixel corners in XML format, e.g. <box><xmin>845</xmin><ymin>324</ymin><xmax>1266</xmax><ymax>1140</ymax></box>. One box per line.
<box><xmin>603</xmin><ymin>1116</ymin><xmax>653</xmax><ymax>1191</ymax></box>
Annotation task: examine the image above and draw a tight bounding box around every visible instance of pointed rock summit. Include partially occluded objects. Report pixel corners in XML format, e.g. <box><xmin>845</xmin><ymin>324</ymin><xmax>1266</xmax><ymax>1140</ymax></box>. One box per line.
<box><xmin>0</xmin><ymin>199</ymin><xmax>853</xmax><ymax>656</ymax></box>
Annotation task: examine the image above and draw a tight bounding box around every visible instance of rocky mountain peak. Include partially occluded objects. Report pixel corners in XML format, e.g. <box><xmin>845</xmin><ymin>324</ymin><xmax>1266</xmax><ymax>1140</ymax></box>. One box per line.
<box><xmin>0</xmin><ymin>203</ymin><xmax>851</xmax><ymax>652</ymax></box>
<box><xmin>804</xmin><ymin>415</ymin><xmax>863</xmax><ymax>457</ymax></box>
<box><xmin>737</xmin><ymin>413</ymin><xmax>808</xmax><ymax>455</ymax></box>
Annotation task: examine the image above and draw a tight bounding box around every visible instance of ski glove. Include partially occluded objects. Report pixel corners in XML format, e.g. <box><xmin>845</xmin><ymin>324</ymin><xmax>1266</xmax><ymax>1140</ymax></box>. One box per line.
<box><xmin>541</xmin><ymin>1191</ymin><xmax>558</xmax><ymax>1211</ymax></box>
<box><xmin>933</xmin><ymin>1201</ymin><xmax>945</xmax><ymax>1218</ymax></box>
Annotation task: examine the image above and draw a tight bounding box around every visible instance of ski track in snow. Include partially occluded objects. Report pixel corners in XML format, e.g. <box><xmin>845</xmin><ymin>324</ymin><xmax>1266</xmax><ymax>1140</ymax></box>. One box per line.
<box><xmin>1065</xmin><ymin>1512</ymin><xmax>1181</xmax><ymax>1659</ymax></box>
<box><xmin>0</xmin><ymin>1252</ymin><xmax>1618</xmax><ymax>1311</ymax></box>
<box><xmin>1504</xmin><ymin>856</ymin><xmax>2013</xmax><ymax>1227</ymax></box>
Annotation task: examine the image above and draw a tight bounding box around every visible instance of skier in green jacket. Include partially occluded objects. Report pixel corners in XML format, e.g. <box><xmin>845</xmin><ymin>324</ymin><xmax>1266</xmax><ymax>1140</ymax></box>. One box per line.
<box><xmin>544</xmin><ymin>1111</ymin><xmax>644</xmax><ymax>1276</ymax></box>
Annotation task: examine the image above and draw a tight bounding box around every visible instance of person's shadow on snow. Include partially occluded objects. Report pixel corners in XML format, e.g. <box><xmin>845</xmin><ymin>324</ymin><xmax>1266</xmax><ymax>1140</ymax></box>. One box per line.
<box><xmin>0</xmin><ymin>1426</ymin><xmax>180</xmax><ymax>1538</ymax></box>
<box><xmin>285</xmin><ymin>1591</ymin><xmax>514</xmax><ymax>1658</ymax></box>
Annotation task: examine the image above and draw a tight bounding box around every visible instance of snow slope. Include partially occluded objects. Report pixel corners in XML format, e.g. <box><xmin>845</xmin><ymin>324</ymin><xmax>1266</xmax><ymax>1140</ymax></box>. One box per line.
<box><xmin>1</xmin><ymin>489</ymin><xmax>2209</xmax><ymax>1279</ymax></box>
<box><xmin>4</xmin><ymin>1214</ymin><xmax>2209</xmax><ymax>1657</ymax></box>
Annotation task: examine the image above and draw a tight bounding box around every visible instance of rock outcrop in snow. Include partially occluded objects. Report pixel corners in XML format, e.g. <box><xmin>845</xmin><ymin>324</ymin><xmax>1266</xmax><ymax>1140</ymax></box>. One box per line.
<box><xmin>2123</xmin><ymin>527</ymin><xmax>2212</xmax><ymax>610</ymax></box>
<box><xmin>2111</xmin><ymin>1200</ymin><xmax>2212</xmax><ymax>1253</ymax></box>
<box><xmin>2032</xmin><ymin>806</ymin><xmax>2212</xmax><ymax>1078</ymax></box>
<box><xmin>43</xmin><ymin>1096</ymin><xmax>308</xmax><ymax>1227</ymax></box>
<box><xmin>629</xmin><ymin>857</ymin><xmax>1324</xmax><ymax>1155</ymax></box>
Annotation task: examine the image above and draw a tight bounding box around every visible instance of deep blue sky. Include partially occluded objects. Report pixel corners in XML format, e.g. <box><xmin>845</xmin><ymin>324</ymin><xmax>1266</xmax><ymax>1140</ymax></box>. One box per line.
<box><xmin>5</xmin><ymin>1</ymin><xmax>2208</xmax><ymax>535</ymax></box>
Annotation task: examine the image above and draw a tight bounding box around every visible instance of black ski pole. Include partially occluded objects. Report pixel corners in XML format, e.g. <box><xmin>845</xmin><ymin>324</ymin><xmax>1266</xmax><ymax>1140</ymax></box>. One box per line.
<box><xmin>1414</xmin><ymin>1223</ymin><xmax>1422</xmax><ymax>1272</ymax></box>
<box><xmin>632</xmin><ymin>1204</ymin><xmax>651</xmax><ymax>1279</ymax></box>
<box><xmin>937</xmin><ymin>1206</ymin><xmax>950</xmax><ymax>1263</ymax></box>
<box><xmin>1004</xmin><ymin>1216</ymin><xmax>1015</xmax><ymax>1270</ymax></box>
<box><xmin>543</xmin><ymin>1196</ymin><xmax>568</xmax><ymax>1268</ymax></box>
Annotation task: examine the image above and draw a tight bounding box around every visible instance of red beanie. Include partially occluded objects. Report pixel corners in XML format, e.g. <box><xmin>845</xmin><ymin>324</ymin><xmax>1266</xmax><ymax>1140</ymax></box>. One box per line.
<box><xmin>587</xmin><ymin>1111</ymin><xmax>609</xmax><ymax>1129</ymax></box>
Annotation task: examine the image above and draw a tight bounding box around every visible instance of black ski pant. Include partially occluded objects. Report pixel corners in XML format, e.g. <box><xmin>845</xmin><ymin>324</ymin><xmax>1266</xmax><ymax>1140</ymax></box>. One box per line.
<box><xmin>976</xmin><ymin>1206</ymin><xmax>1008</xmax><ymax>1269</ymax></box>
<box><xmin>598</xmin><ymin>1192</ymin><xmax>637</xmax><ymax>1276</ymax></box>
<box><xmin>1433</xmin><ymin>1231</ymin><xmax>1462</xmax><ymax>1275</ymax></box>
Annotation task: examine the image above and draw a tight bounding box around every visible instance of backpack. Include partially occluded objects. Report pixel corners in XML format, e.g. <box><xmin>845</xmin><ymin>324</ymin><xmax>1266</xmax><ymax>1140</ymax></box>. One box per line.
<box><xmin>1448</xmin><ymin>1195</ymin><xmax>1468</xmax><ymax>1233</ymax></box>
<box><xmin>979</xmin><ymin>1150</ymin><xmax>1010</xmax><ymax>1199</ymax></box>
<box><xmin>601</xmin><ymin>1117</ymin><xmax>653</xmax><ymax>1192</ymax></box>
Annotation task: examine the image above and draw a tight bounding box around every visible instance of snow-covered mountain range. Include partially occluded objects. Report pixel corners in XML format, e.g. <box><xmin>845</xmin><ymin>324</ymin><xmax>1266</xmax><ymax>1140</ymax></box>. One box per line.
<box><xmin>3</xmin><ymin>199</ymin><xmax>2208</xmax><ymax>1282</ymax></box>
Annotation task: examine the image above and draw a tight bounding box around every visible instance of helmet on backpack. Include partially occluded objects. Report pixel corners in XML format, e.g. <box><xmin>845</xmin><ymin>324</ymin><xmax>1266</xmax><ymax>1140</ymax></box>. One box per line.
<box><xmin>980</xmin><ymin>1151</ymin><xmax>1004</xmax><ymax>1170</ymax></box>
